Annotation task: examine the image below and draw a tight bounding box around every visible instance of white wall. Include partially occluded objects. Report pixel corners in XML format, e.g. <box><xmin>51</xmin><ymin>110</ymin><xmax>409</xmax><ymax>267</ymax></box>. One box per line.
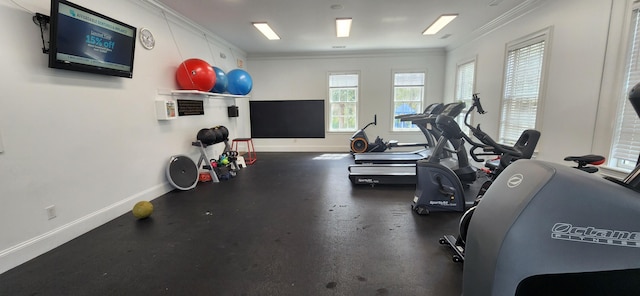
<box><xmin>0</xmin><ymin>0</ymin><xmax>248</xmax><ymax>273</ymax></box>
<box><xmin>443</xmin><ymin>0</ymin><xmax>617</xmax><ymax>164</ymax></box>
<box><xmin>247</xmin><ymin>50</ymin><xmax>446</xmax><ymax>151</ymax></box>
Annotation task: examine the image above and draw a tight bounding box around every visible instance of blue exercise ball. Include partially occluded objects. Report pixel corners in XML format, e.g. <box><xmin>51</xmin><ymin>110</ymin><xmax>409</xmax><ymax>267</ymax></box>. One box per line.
<box><xmin>210</xmin><ymin>67</ymin><xmax>228</xmax><ymax>93</ymax></box>
<box><xmin>226</xmin><ymin>69</ymin><xmax>253</xmax><ymax>95</ymax></box>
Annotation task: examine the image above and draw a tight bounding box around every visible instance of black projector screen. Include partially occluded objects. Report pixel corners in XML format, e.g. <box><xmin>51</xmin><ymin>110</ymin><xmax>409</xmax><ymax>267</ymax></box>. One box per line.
<box><xmin>250</xmin><ymin>100</ymin><xmax>325</xmax><ymax>138</ymax></box>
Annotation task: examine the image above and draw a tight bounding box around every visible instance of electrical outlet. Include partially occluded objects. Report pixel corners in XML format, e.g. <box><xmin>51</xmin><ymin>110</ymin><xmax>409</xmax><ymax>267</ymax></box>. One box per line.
<box><xmin>46</xmin><ymin>205</ymin><xmax>56</xmax><ymax>220</ymax></box>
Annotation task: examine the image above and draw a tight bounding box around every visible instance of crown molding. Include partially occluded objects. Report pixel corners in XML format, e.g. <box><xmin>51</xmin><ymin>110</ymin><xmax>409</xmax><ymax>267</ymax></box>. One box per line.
<box><xmin>247</xmin><ymin>48</ymin><xmax>446</xmax><ymax>60</ymax></box>
<box><xmin>447</xmin><ymin>0</ymin><xmax>546</xmax><ymax>51</ymax></box>
<box><xmin>129</xmin><ymin>0</ymin><xmax>247</xmax><ymax>57</ymax></box>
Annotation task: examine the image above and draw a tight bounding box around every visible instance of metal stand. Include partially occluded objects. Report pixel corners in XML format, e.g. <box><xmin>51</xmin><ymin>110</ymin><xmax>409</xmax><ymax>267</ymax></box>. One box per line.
<box><xmin>192</xmin><ymin>140</ymin><xmax>220</xmax><ymax>183</ymax></box>
<box><xmin>192</xmin><ymin>139</ymin><xmax>241</xmax><ymax>183</ymax></box>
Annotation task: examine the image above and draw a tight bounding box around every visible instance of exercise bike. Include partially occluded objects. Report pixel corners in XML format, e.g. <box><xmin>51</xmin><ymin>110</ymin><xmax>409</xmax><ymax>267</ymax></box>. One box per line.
<box><xmin>411</xmin><ymin>95</ymin><xmax>540</xmax><ymax>215</ymax></box>
<box><xmin>458</xmin><ymin>83</ymin><xmax>640</xmax><ymax>296</ymax></box>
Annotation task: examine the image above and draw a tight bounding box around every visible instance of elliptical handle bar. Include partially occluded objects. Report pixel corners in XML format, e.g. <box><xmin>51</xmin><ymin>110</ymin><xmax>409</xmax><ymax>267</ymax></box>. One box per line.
<box><xmin>464</xmin><ymin>129</ymin><xmax>523</xmax><ymax>162</ymax></box>
<box><xmin>462</xmin><ymin>95</ymin><xmax>522</xmax><ymax>162</ymax></box>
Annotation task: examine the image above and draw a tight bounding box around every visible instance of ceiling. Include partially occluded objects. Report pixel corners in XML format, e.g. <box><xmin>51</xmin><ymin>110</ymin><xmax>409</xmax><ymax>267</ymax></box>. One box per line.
<box><xmin>155</xmin><ymin>0</ymin><xmax>540</xmax><ymax>56</ymax></box>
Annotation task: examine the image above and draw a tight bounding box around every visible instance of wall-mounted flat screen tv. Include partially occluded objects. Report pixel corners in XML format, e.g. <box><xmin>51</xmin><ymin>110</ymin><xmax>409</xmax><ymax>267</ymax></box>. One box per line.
<box><xmin>250</xmin><ymin>100</ymin><xmax>326</xmax><ymax>138</ymax></box>
<box><xmin>48</xmin><ymin>0</ymin><xmax>136</xmax><ymax>78</ymax></box>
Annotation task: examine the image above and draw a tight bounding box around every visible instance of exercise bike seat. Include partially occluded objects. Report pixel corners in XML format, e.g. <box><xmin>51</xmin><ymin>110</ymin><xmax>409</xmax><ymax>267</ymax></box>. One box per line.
<box><xmin>564</xmin><ymin>154</ymin><xmax>605</xmax><ymax>173</ymax></box>
<box><xmin>564</xmin><ymin>154</ymin><xmax>605</xmax><ymax>165</ymax></box>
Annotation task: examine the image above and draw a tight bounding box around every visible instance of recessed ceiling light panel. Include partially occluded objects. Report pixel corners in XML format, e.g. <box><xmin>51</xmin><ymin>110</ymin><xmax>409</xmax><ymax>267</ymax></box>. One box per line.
<box><xmin>253</xmin><ymin>22</ymin><xmax>281</xmax><ymax>40</ymax></box>
<box><xmin>336</xmin><ymin>18</ymin><xmax>352</xmax><ymax>38</ymax></box>
<box><xmin>422</xmin><ymin>14</ymin><xmax>458</xmax><ymax>35</ymax></box>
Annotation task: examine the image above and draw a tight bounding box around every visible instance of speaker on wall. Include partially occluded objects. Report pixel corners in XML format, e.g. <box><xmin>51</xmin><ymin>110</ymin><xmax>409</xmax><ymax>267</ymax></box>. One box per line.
<box><xmin>228</xmin><ymin>105</ymin><xmax>239</xmax><ymax>117</ymax></box>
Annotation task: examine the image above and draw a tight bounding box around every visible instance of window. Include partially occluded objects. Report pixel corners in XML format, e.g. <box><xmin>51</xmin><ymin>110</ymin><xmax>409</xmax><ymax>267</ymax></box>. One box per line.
<box><xmin>499</xmin><ymin>31</ymin><xmax>548</xmax><ymax>145</ymax></box>
<box><xmin>454</xmin><ymin>60</ymin><xmax>476</xmax><ymax>135</ymax></box>
<box><xmin>611</xmin><ymin>8</ymin><xmax>640</xmax><ymax>171</ymax></box>
<box><xmin>329</xmin><ymin>73</ymin><xmax>359</xmax><ymax>132</ymax></box>
<box><xmin>393</xmin><ymin>72</ymin><xmax>425</xmax><ymax>130</ymax></box>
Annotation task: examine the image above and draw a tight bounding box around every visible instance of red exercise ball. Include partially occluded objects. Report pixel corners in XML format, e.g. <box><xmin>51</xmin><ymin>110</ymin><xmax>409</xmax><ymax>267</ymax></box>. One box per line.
<box><xmin>175</xmin><ymin>58</ymin><xmax>217</xmax><ymax>92</ymax></box>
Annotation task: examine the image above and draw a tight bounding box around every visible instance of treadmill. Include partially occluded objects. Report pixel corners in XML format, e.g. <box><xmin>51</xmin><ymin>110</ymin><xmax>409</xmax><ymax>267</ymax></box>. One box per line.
<box><xmin>353</xmin><ymin>102</ymin><xmax>465</xmax><ymax>164</ymax></box>
<box><xmin>348</xmin><ymin>102</ymin><xmax>466</xmax><ymax>185</ymax></box>
<box><xmin>353</xmin><ymin>103</ymin><xmax>445</xmax><ymax>164</ymax></box>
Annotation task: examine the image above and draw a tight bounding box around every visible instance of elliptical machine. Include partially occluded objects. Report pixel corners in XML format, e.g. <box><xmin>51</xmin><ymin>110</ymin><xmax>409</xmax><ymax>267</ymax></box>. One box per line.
<box><xmin>459</xmin><ymin>84</ymin><xmax>640</xmax><ymax>295</ymax></box>
<box><xmin>411</xmin><ymin>95</ymin><xmax>540</xmax><ymax>215</ymax></box>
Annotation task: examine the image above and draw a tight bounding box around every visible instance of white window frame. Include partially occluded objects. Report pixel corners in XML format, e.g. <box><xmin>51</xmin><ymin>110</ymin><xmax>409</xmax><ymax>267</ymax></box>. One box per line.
<box><xmin>498</xmin><ymin>27</ymin><xmax>551</xmax><ymax>146</ymax></box>
<box><xmin>327</xmin><ymin>71</ymin><xmax>360</xmax><ymax>132</ymax></box>
<box><xmin>610</xmin><ymin>5</ymin><xmax>640</xmax><ymax>171</ymax></box>
<box><xmin>454</xmin><ymin>58</ymin><xmax>477</xmax><ymax>136</ymax></box>
<box><xmin>391</xmin><ymin>70</ymin><xmax>426</xmax><ymax>131</ymax></box>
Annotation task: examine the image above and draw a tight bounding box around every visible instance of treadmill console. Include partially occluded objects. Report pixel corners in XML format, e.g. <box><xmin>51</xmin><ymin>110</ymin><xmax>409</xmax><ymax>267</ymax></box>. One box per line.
<box><xmin>441</xmin><ymin>102</ymin><xmax>466</xmax><ymax>117</ymax></box>
<box><xmin>424</xmin><ymin>103</ymin><xmax>445</xmax><ymax>115</ymax></box>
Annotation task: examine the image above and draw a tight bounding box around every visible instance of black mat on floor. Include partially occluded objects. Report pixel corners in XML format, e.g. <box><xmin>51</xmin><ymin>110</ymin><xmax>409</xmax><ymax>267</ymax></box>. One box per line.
<box><xmin>0</xmin><ymin>152</ymin><xmax>467</xmax><ymax>295</ymax></box>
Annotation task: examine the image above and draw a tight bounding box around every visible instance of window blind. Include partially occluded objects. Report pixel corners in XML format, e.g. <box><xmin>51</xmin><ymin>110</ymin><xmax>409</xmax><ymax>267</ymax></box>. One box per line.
<box><xmin>455</xmin><ymin>61</ymin><xmax>475</xmax><ymax>101</ymax></box>
<box><xmin>330</xmin><ymin>74</ymin><xmax>358</xmax><ymax>88</ymax></box>
<box><xmin>499</xmin><ymin>39</ymin><xmax>545</xmax><ymax>145</ymax></box>
<box><xmin>612</xmin><ymin>9</ymin><xmax>640</xmax><ymax>166</ymax></box>
<box><xmin>455</xmin><ymin>61</ymin><xmax>475</xmax><ymax>134</ymax></box>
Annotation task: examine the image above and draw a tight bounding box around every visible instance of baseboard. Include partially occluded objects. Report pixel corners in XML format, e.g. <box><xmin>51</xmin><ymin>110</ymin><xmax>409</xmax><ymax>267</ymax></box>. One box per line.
<box><xmin>251</xmin><ymin>146</ymin><xmax>348</xmax><ymax>152</ymax></box>
<box><xmin>0</xmin><ymin>182</ymin><xmax>173</xmax><ymax>274</ymax></box>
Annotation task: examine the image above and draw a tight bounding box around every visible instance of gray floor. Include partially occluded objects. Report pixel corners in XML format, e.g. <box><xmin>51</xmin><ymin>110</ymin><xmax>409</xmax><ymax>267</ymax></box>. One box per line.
<box><xmin>0</xmin><ymin>152</ymin><xmax>466</xmax><ymax>295</ymax></box>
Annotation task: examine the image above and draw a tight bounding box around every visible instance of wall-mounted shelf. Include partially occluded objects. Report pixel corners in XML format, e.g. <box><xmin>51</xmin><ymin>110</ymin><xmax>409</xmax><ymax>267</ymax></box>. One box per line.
<box><xmin>170</xmin><ymin>90</ymin><xmax>249</xmax><ymax>99</ymax></box>
<box><xmin>154</xmin><ymin>90</ymin><xmax>247</xmax><ymax>120</ymax></box>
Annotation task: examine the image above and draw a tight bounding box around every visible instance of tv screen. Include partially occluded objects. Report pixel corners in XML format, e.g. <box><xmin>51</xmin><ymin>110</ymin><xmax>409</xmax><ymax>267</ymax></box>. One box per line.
<box><xmin>48</xmin><ymin>0</ymin><xmax>136</xmax><ymax>78</ymax></box>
